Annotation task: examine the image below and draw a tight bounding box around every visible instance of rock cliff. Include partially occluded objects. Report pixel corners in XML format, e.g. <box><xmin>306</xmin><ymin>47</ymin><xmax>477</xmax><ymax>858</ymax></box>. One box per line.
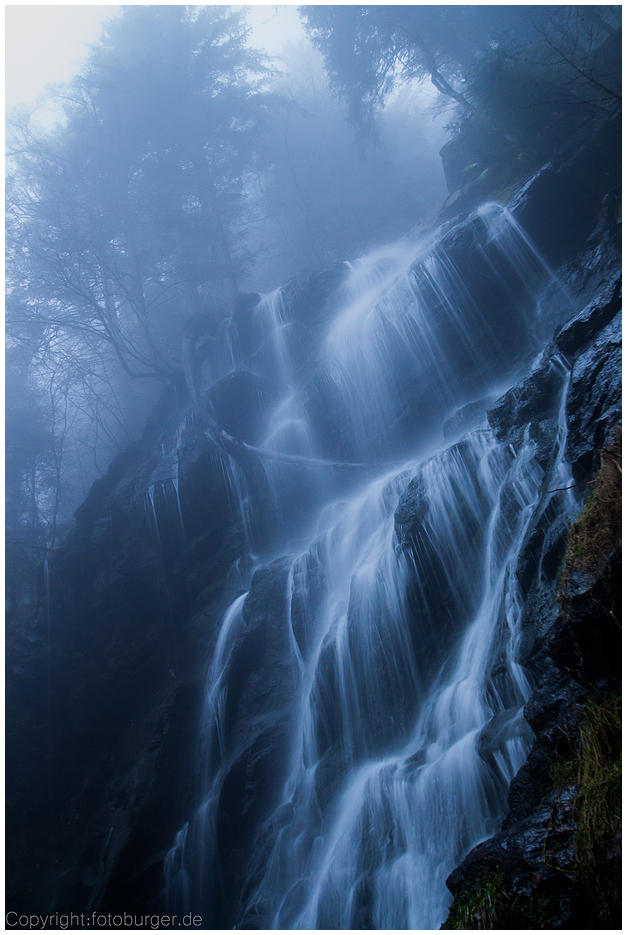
<box><xmin>443</xmin><ymin>282</ymin><xmax>621</xmax><ymax>930</ymax></box>
<box><xmin>6</xmin><ymin>118</ymin><xmax>620</xmax><ymax>927</ymax></box>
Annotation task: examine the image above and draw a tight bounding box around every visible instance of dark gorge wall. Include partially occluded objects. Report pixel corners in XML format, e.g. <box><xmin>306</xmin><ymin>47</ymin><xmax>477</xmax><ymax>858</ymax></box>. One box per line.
<box><xmin>6</xmin><ymin>121</ymin><xmax>620</xmax><ymax>929</ymax></box>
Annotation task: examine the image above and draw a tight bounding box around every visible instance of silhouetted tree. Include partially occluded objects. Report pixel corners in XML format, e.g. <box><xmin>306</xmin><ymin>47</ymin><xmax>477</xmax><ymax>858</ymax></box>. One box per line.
<box><xmin>7</xmin><ymin>6</ymin><xmax>272</xmax><ymax>386</ymax></box>
<box><xmin>299</xmin><ymin>6</ymin><xmax>546</xmax><ymax>130</ymax></box>
<box><xmin>6</xmin><ymin>5</ymin><xmax>273</xmax><ymax>550</ymax></box>
<box><xmin>299</xmin><ymin>5</ymin><xmax>621</xmax><ymax>192</ymax></box>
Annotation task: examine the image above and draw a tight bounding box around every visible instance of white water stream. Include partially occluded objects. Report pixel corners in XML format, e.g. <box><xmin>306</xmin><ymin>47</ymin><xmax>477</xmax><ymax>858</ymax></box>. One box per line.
<box><xmin>164</xmin><ymin>205</ymin><xmax>576</xmax><ymax>928</ymax></box>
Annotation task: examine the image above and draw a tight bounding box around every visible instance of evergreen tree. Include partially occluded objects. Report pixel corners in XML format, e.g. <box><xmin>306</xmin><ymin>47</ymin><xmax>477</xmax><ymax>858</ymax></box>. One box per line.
<box><xmin>298</xmin><ymin>6</ymin><xmax>543</xmax><ymax>129</ymax></box>
<box><xmin>7</xmin><ymin>5</ymin><xmax>272</xmax><ymax>387</ymax></box>
<box><xmin>299</xmin><ymin>5</ymin><xmax>620</xmax><ymax>136</ymax></box>
<box><xmin>6</xmin><ymin>5</ymin><xmax>272</xmax><ymax>543</ymax></box>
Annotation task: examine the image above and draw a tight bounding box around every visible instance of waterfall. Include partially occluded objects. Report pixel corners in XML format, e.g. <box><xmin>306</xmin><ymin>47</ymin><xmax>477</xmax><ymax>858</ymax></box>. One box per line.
<box><xmin>164</xmin><ymin>592</ymin><xmax>248</xmax><ymax>914</ymax></box>
<box><xmin>164</xmin><ymin>205</ymin><xmax>577</xmax><ymax>928</ymax></box>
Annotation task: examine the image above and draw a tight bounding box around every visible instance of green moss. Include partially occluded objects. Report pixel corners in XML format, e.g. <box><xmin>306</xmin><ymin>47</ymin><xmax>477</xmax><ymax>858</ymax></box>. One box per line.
<box><xmin>445</xmin><ymin>868</ymin><xmax>508</xmax><ymax>929</ymax></box>
<box><xmin>552</xmin><ymin>425</ymin><xmax>622</xmax><ymax>924</ymax></box>
<box><xmin>560</xmin><ymin>426</ymin><xmax>621</xmax><ymax>587</ymax></box>
<box><xmin>445</xmin><ymin>869</ymin><xmax>562</xmax><ymax>930</ymax></box>
<box><xmin>549</xmin><ymin>694</ymin><xmax>622</xmax><ymax>924</ymax></box>
<box><xmin>574</xmin><ymin>695</ymin><xmax>622</xmax><ymax>920</ymax></box>
<box><xmin>510</xmin><ymin>889</ymin><xmax>557</xmax><ymax>929</ymax></box>
<box><xmin>447</xmin><ymin>696</ymin><xmax>621</xmax><ymax>929</ymax></box>
<box><xmin>549</xmin><ymin>751</ymin><xmax>579</xmax><ymax>789</ymax></box>
<box><xmin>447</xmin><ymin>430</ymin><xmax>622</xmax><ymax>930</ymax></box>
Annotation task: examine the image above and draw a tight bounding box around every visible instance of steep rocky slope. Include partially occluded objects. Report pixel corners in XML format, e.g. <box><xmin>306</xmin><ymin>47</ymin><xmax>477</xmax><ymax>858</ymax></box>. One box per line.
<box><xmin>6</xmin><ymin>118</ymin><xmax>620</xmax><ymax>925</ymax></box>
<box><xmin>443</xmin><ymin>279</ymin><xmax>621</xmax><ymax>930</ymax></box>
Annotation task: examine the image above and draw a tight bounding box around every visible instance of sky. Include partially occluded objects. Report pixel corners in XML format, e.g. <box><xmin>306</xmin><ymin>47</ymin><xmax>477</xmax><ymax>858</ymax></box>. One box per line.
<box><xmin>5</xmin><ymin>4</ymin><xmax>305</xmax><ymax>125</ymax></box>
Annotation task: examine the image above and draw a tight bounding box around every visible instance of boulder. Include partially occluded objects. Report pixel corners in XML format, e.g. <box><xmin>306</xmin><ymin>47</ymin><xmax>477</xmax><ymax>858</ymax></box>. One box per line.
<box><xmin>565</xmin><ymin>315</ymin><xmax>621</xmax><ymax>482</ymax></box>
<box><xmin>488</xmin><ymin>353</ymin><xmax>566</xmax><ymax>445</ymax></box>
<box><xmin>204</xmin><ymin>370</ymin><xmax>280</xmax><ymax>445</ymax></box>
<box><xmin>281</xmin><ymin>265</ymin><xmax>347</xmax><ymax>328</ymax></box>
<box><xmin>555</xmin><ymin>276</ymin><xmax>621</xmax><ymax>358</ymax></box>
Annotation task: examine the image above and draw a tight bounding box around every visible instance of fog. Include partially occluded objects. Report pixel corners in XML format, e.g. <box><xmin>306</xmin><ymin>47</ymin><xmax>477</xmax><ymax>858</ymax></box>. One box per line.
<box><xmin>5</xmin><ymin>0</ymin><xmax>620</xmax><ymax>629</ymax></box>
<box><xmin>5</xmin><ymin>6</ymin><xmax>621</xmax><ymax>927</ymax></box>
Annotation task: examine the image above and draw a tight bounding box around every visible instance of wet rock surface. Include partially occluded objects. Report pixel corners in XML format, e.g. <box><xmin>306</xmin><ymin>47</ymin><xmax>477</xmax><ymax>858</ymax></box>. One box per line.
<box><xmin>443</xmin><ymin>545</ymin><xmax>621</xmax><ymax>929</ymax></box>
<box><xmin>555</xmin><ymin>276</ymin><xmax>621</xmax><ymax>359</ymax></box>
<box><xmin>281</xmin><ymin>265</ymin><xmax>347</xmax><ymax>328</ymax></box>
<box><xmin>6</xmin><ymin>120</ymin><xmax>621</xmax><ymax>926</ymax></box>
<box><xmin>212</xmin><ymin>559</ymin><xmax>301</xmax><ymax>928</ymax></box>
<box><xmin>442</xmin><ymin>398</ymin><xmax>492</xmax><ymax>441</ymax></box>
<box><xmin>443</xmin><ymin>274</ymin><xmax>621</xmax><ymax>930</ymax></box>
<box><xmin>512</xmin><ymin>116</ymin><xmax>621</xmax><ymax>276</ymax></box>
<box><xmin>565</xmin><ymin>314</ymin><xmax>622</xmax><ymax>483</ymax></box>
<box><xmin>5</xmin><ymin>261</ymin><xmax>356</xmax><ymax>918</ymax></box>
<box><xmin>205</xmin><ymin>371</ymin><xmax>280</xmax><ymax>445</ymax></box>
<box><xmin>488</xmin><ymin>277</ymin><xmax>621</xmax><ymax>453</ymax></box>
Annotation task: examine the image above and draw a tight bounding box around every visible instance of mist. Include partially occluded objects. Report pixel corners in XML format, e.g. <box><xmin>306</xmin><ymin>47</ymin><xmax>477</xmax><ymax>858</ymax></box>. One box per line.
<box><xmin>6</xmin><ymin>5</ymin><xmax>621</xmax><ymax>929</ymax></box>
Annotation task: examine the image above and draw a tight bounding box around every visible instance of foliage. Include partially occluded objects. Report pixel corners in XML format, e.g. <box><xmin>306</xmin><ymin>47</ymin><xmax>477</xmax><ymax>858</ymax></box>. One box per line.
<box><xmin>300</xmin><ymin>5</ymin><xmax>621</xmax><ymax>191</ymax></box>
<box><xmin>5</xmin><ymin>349</ymin><xmax>56</xmax><ymax>612</ymax></box>
<box><xmin>550</xmin><ymin>427</ymin><xmax>622</xmax><ymax>923</ymax></box>
<box><xmin>446</xmin><ymin>420</ymin><xmax>622</xmax><ymax>931</ymax></box>
<box><xmin>247</xmin><ymin>42</ymin><xmax>447</xmax><ymax>281</ymax></box>
<box><xmin>560</xmin><ymin>425</ymin><xmax>621</xmax><ymax>584</ymax></box>
<box><xmin>299</xmin><ymin>6</ymin><xmax>537</xmax><ymax>129</ymax></box>
<box><xmin>574</xmin><ymin>697</ymin><xmax>621</xmax><ymax>893</ymax></box>
<box><xmin>7</xmin><ymin>6</ymin><xmax>273</xmax><ymax>378</ymax></box>
<box><xmin>530</xmin><ymin>5</ymin><xmax>622</xmax><ymax>112</ymax></box>
<box><xmin>550</xmin><ymin>694</ymin><xmax>622</xmax><ymax>924</ymax></box>
<box><xmin>458</xmin><ymin>7</ymin><xmax>621</xmax><ymax>171</ymax></box>
<box><xmin>445</xmin><ymin>867</ymin><xmax>508</xmax><ymax>929</ymax></box>
<box><xmin>6</xmin><ymin>5</ymin><xmax>273</xmax><ymax>542</ymax></box>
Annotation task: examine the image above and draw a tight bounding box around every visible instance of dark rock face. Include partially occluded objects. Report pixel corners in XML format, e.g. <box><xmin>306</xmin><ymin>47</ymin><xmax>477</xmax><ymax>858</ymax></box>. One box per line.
<box><xmin>6</xmin><ymin>118</ymin><xmax>621</xmax><ymax>928</ymax></box>
<box><xmin>443</xmin><ymin>278</ymin><xmax>622</xmax><ymax>930</ymax></box>
<box><xmin>443</xmin><ymin>398</ymin><xmax>492</xmax><ymax>441</ymax></box>
<box><xmin>281</xmin><ymin>265</ymin><xmax>348</xmax><ymax>328</ymax></box>
<box><xmin>488</xmin><ymin>277</ymin><xmax>621</xmax><ymax>470</ymax></box>
<box><xmin>502</xmin><ymin>666</ymin><xmax>586</xmax><ymax>829</ymax></box>
<box><xmin>550</xmin><ymin>552</ymin><xmax>622</xmax><ymax>691</ymax></box>
<box><xmin>488</xmin><ymin>353</ymin><xmax>567</xmax><ymax>446</ymax></box>
<box><xmin>555</xmin><ymin>277</ymin><xmax>621</xmax><ymax>359</ymax></box>
<box><xmin>443</xmin><ymin>548</ymin><xmax>621</xmax><ymax>928</ymax></box>
<box><xmin>4</xmin><ymin>257</ymin><xmax>352</xmax><ymax>918</ymax></box>
<box><xmin>211</xmin><ymin>559</ymin><xmax>300</xmax><ymax>928</ymax></box>
<box><xmin>225</xmin><ymin>560</ymin><xmax>298</xmax><ymax>747</ymax></box>
<box><xmin>235</xmin><ymin>292</ymin><xmax>262</xmax><ymax>314</ymax></box>
<box><xmin>512</xmin><ymin>116</ymin><xmax>621</xmax><ymax>278</ymax></box>
<box><xmin>565</xmin><ymin>315</ymin><xmax>622</xmax><ymax>483</ymax></box>
<box><xmin>441</xmin><ymin>116</ymin><xmax>621</xmax><ymax>307</ymax></box>
<box><xmin>305</xmin><ymin>206</ymin><xmax>548</xmax><ymax>462</ymax></box>
<box><xmin>5</xmin><ymin>398</ymin><xmax>255</xmax><ymax>915</ymax></box>
<box><xmin>394</xmin><ymin>474</ymin><xmax>428</xmax><ymax>552</ymax></box>
<box><xmin>440</xmin><ymin>132</ymin><xmax>486</xmax><ymax>196</ymax></box>
<box><xmin>445</xmin><ymin>785</ymin><xmax>581</xmax><ymax>929</ymax></box>
<box><xmin>205</xmin><ymin>371</ymin><xmax>280</xmax><ymax>445</ymax></box>
<box><xmin>410</xmin><ymin>209</ymin><xmax>539</xmax><ymax>383</ymax></box>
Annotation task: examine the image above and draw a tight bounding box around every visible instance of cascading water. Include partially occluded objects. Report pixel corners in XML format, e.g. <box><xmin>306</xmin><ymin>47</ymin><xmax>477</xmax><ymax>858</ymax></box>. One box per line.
<box><xmin>164</xmin><ymin>591</ymin><xmax>248</xmax><ymax>913</ymax></box>
<box><xmin>164</xmin><ymin>204</ymin><xmax>578</xmax><ymax>928</ymax></box>
<box><xmin>315</xmin><ymin>203</ymin><xmax>558</xmax><ymax>461</ymax></box>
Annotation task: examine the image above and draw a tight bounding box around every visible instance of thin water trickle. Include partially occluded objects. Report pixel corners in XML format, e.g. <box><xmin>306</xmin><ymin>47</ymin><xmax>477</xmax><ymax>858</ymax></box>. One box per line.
<box><xmin>164</xmin><ymin>205</ymin><xmax>578</xmax><ymax>928</ymax></box>
<box><xmin>164</xmin><ymin>591</ymin><xmax>248</xmax><ymax>918</ymax></box>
